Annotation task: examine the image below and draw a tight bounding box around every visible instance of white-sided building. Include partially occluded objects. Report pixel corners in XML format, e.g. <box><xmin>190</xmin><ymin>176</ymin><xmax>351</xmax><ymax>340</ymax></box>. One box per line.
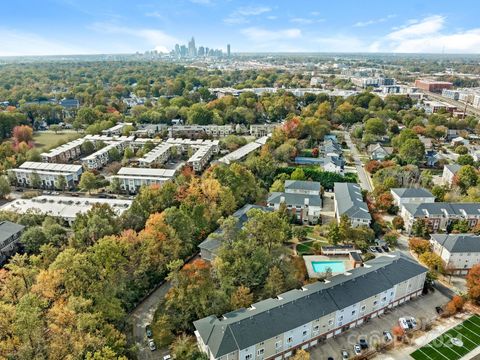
<box><xmin>267</xmin><ymin>180</ymin><xmax>322</xmax><ymax>224</ymax></box>
<box><xmin>442</xmin><ymin>164</ymin><xmax>461</xmax><ymax>186</ymax></box>
<box><xmin>390</xmin><ymin>188</ymin><xmax>435</xmax><ymax>208</ymax></box>
<box><xmin>110</xmin><ymin>167</ymin><xmax>176</xmax><ymax>193</ymax></box>
<box><xmin>1</xmin><ymin>196</ymin><xmax>132</xmax><ymax>226</ymax></box>
<box><xmin>81</xmin><ymin>140</ymin><xmax>129</xmax><ymax>170</ymax></box>
<box><xmin>138</xmin><ymin>143</ymin><xmax>173</xmax><ymax>167</ymax></box>
<box><xmin>9</xmin><ymin>161</ymin><xmax>83</xmax><ymax>189</ymax></box>
<box><xmin>334</xmin><ymin>182</ymin><xmax>372</xmax><ymax>227</ymax></box>
<box><xmin>431</xmin><ymin>234</ymin><xmax>480</xmax><ymax>275</ymax></box>
<box><xmin>41</xmin><ymin>137</ymin><xmax>86</xmax><ymax>163</ymax></box>
<box><xmin>194</xmin><ymin>253</ymin><xmax>427</xmax><ymax>360</ymax></box>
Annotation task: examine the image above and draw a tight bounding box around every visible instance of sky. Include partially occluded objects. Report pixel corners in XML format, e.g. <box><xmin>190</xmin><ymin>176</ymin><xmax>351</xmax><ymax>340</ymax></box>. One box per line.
<box><xmin>2</xmin><ymin>0</ymin><xmax>480</xmax><ymax>56</ymax></box>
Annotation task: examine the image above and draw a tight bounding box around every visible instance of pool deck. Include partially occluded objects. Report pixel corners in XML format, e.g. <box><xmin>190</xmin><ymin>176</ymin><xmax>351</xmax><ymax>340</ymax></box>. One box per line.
<box><xmin>303</xmin><ymin>255</ymin><xmax>355</xmax><ymax>279</ymax></box>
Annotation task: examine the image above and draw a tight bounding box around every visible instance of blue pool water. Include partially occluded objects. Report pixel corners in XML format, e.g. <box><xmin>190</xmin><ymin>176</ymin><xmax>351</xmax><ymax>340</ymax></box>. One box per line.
<box><xmin>312</xmin><ymin>260</ymin><xmax>345</xmax><ymax>273</ymax></box>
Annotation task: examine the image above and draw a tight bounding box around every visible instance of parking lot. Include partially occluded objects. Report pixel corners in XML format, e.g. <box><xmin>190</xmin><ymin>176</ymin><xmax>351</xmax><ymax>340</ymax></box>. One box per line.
<box><xmin>309</xmin><ymin>289</ymin><xmax>451</xmax><ymax>359</ymax></box>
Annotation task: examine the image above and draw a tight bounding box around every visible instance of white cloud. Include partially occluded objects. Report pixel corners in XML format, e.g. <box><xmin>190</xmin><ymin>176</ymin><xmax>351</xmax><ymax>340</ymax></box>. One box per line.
<box><xmin>224</xmin><ymin>6</ymin><xmax>271</xmax><ymax>25</ymax></box>
<box><xmin>90</xmin><ymin>23</ymin><xmax>179</xmax><ymax>53</ymax></box>
<box><xmin>241</xmin><ymin>27</ymin><xmax>301</xmax><ymax>41</ymax></box>
<box><xmin>0</xmin><ymin>27</ymin><xmax>93</xmax><ymax>56</ymax></box>
<box><xmin>189</xmin><ymin>0</ymin><xmax>212</xmax><ymax>4</ymax></box>
<box><xmin>354</xmin><ymin>14</ymin><xmax>396</xmax><ymax>27</ymax></box>
<box><xmin>368</xmin><ymin>15</ymin><xmax>480</xmax><ymax>53</ymax></box>
<box><xmin>266</xmin><ymin>15</ymin><xmax>277</xmax><ymax>20</ymax></box>
<box><xmin>290</xmin><ymin>17</ymin><xmax>325</xmax><ymax>25</ymax></box>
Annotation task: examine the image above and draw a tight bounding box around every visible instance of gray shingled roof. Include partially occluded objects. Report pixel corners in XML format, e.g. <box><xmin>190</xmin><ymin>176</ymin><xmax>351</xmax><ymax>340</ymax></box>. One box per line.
<box><xmin>431</xmin><ymin>234</ymin><xmax>480</xmax><ymax>253</ymax></box>
<box><xmin>390</xmin><ymin>188</ymin><xmax>434</xmax><ymax>198</ymax></box>
<box><xmin>403</xmin><ymin>202</ymin><xmax>480</xmax><ymax>217</ymax></box>
<box><xmin>445</xmin><ymin>164</ymin><xmax>461</xmax><ymax>174</ymax></box>
<box><xmin>0</xmin><ymin>221</ymin><xmax>25</xmax><ymax>247</ymax></box>
<box><xmin>285</xmin><ymin>180</ymin><xmax>321</xmax><ymax>192</ymax></box>
<box><xmin>267</xmin><ymin>192</ymin><xmax>322</xmax><ymax>207</ymax></box>
<box><xmin>334</xmin><ymin>182</ymin><xmax>371</xmax><ymax>221</ymax></box>
<box><xmin>194</xmin><ymin>253</ymin><xmax>426</xmax><ymax>358</ymax></box>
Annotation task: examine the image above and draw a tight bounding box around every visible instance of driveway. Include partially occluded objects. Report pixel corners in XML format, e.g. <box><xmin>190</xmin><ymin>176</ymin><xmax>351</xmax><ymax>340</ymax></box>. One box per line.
<box><xmin>128</xmin><ymin>281</ymin><xmax>171</xmax><ymax>360</ymax></box>
<box><xmin>343</xmin><ymin>131</ymin><xmax>374</xmax><ymax>192</ymax></box>
<box><xmin>309</xmin><ymin>289</ymin><xmax>451</xmax><ymax>360</ymax></box>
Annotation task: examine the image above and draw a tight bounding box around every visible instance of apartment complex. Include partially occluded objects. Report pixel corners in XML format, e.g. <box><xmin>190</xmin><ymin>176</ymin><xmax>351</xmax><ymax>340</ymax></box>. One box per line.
<box><xmin>138</xmin><ymin>143</ymin><xmax>173</xmax><ymax>167</ymax></box>
<box><xmin>110</xmin><ymin>167</ymin><xmax>176</xmax><ymax>193</ymax></box>
<box><xmin>0</xmin><ymin>221</ymin><xmax>25</xmax><ymax>265</ymax></box>
<box><xmin>414</xmin><ymin>80</ymin><xmax>453</xmax><ymax>93</ymax></box>
<box><xmin>169</xmin><ymin>124</ymin><xmax>235</xmax><ymax>139</ymax></box>
<box><xmin>194</xmin><ymin>253</ymin><xmax>427</xmax><ymax>360</ymax></box>
<box><xmin>401</xmin><ymin>202</ymin><xmax>480</xmax><ymax>234</ymax></box>
<box><xmin>390</xmin><ymin>188</ymin><xmax>435</xmax><ymax>208</ymax></box>
<box><xmin>334</xmin><ymin>182</ymin><xmax>372</xmax><ymax>227</ymax></box>
<box><xmin>9</xmin><ymin>161</ymin><xmax>83</xmax><ymax>189</ymax></box>
<box><xmin>101</xmin><ymin>122</ymin><xmax>133</xmax><ymax>136</ymax></box>
<box><xmin>267</xmin><ymin>180</ymin><xmax>322</xmax><ymax>224</ymax></box>
<box><xmin>41</xmin><ymin>137</ymin><xmax>85</xmax><ymax>163</ymax></box>
<box><xmin>217</xmin><ymin>136</ymin><xmax>268</xmax><ymax>165</ymax></box>
<box><xmin>431</xmin><ymin>234</ymin><xmax>480</xmax><ymax>275</ymax></box>
<box><xmin>81</xmin><ymin>140</ymin><xmax>130</xmax><ymax>170</ymax></box>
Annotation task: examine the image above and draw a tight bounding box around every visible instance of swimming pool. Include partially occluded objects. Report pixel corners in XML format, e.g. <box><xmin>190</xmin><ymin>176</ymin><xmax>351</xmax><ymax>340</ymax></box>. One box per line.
<box><xmin>312</xmin><ymin>260</ymin><xmax>346</xmax><ymax>273</ymax></box>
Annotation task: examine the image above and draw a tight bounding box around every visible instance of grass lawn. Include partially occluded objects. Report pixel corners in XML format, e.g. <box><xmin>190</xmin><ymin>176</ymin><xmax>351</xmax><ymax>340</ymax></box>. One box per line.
<box><xmin>296</xmin><ymin>239</ymin><xmax>330</xmax><ymax>255</ymax></box>
<box><xmin>33</xmin><ymin>131</ymin><xmax>81</xmax><ymax>151</ymax></box>
<box><xmin>410</xmin><ymin>314</ymin><xmax>480</xmax><ymax>360</ymax></box>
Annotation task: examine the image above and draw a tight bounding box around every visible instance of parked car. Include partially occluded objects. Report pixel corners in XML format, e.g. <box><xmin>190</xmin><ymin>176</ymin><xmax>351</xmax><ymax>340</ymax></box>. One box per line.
<box><xmin>163</xmin><ymin>355</ymin><xmax>171</xmax><ymax>360</ymax></box>
<box><xmin>410</xmin><ymin>317</ymin><xmax>417</xmax><ymax>328</ymax></box>
<box><xmin>341</xmin><ymin>350</ymin><xmax>349</xmax><ymax>359</ymax></box>
<box><xmin>148</xmin><ymin>339</ymin><xmax>156</xmax><ymax>351</ymax></box>
<box><xmin>359</xmin><ymin>338</ymin><xmax>369</xmax><ymax>349</ymax></box>
<box><xmin>375</xmin><ymin>246</ymin><xmax>383</xmax><ymax>253</ymax></box>
<box><xmin>382</xmin><ymin>245</ymin><xmax>390</xmax><ymax>252</ymax></box>
<box><xmin>353</xmin><ymin>344</ymin><xmax>361</xmax><ymax>355</ymax></box>
<box><xmin>383</xmin><ymin>330</ymin><xmax>393</xmax><ymax>342</ymax></box>
<box><xmin>369</xmin><ymin>246</ymin><xmax>377</xmax><ymax>252</ymax></box>
<box><xmin>399</xmin><ymin>317</ymin><xmax>409</xmax><ymax>330</ymax></box>
<box><xmin>145</xmin><ymin>325</ymin><xmax>152</xmax><ymax>338</ymax></box>
<box><xmin>435</xmin><ymin>306</ymin><xmax>444</xmax><ymax>314</ymax></box>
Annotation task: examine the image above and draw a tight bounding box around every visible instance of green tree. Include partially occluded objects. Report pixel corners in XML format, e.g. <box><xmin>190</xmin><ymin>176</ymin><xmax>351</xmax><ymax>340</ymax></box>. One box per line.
<box><xmin>290</xmin><ymin>168</ymin><xmax>306</xmax><ymax>180</ymax></box>
<box><xmin>20</xmin><ymin>227</ymin><xmax>47</xmax><ymax>253</ymax></box>
<box><xmin>81</xmin><ymin>140</ymin><xmax>95</xmax><ymax>155</ymax></box>
<box><xmin>457</xmin><ymin>154</ymin><xmax>474</xmax><ymax>166</ymax></box>
<box><xmin>187</xmin><ymin>103</ymin><xmax>213</xmax><ymax>125</ymax></box>
<box><xmin>419</xmin><ymin>251</ymin><xmax>444</xmax><ymax>273</ymax></box>
<box><xmin>399</xmin><ymin>138</ymin><xmax>425</xmax><ymax>164</ymax></box>
<box><xmin>79</xmin><ymin>171</ymin><xmax>99</xmax><ymax>194</ymax></box>
<box><xmin>0</xmin><ymin>175</ymin><xmax>11</xmax><ymax>198</ymax></box>
<box><xmin>365</xmin><ymin>117</ymin><xmax>386</xmax><ymax>136</ymax></box>
<box><xmin>455</xmin><ymin>165</ymin><xmax>478</xmax><ymax>194</ymax></box>
<box><xmin>109</xmin><ymin>177</ymin><xmax>121</xmax><ymax>193</ymax></box>
<box><xmin>411</xmin><ymin>219</ymin><xmax>429</xmax><ymax>238</ymax></box>
<box><xmin>263</xmin><ymin>266</ymin><xmax>286</xmax><ymax>298</ymax></box>
<box><xmin>230</xmin><ymin>286</ymin><xmax>254</xmax><ymax>309</ymax></box>
<box><xmin>55</xmin><ymin>175</ymin><xmax>67</xmax><ymax>190</ymax></box>
<box><xmin>30</xmin><ymin>172</ymin><xmax>42</xmax><ymax>189</ymax></box>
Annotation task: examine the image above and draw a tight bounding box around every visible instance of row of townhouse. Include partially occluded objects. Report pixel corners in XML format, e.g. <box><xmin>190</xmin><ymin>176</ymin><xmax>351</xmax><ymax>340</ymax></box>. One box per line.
<box><xmin>267</xmin><ymin>180</ymin><xmax>322</xmax><ymax>225</ymax></box>
<box><xmin>430</xmin><ymin>234</ymin><xmax>480</xmax><ymax>275</ymax></box>
<box><xmin>0</xmin><ymin>221</ymin><xmax>25</xmax><ymax>265</ymax></box>
<box><xmin>217</xmin><ymin>136</ymin><xmax>269</xmax><ymax>165</ymax></box>
<box><xmin>110</xmin><ymin>167</ymin><xmax>176</xmax><ymax>193</ymax></box>
<box><xmin>194</xmin><ymin>253</ymin><xmax>427</xmax><ymax>360</ymax></box>
<box><xmin>9</xmin><ymin>161</ymin><xmax>84</xmax><ymax>189</ymax></box>
<box><xmin>168</xmin><ymin>124</ymin><xmax>279</xmax><ymax>139</ymax></box>
<box><xmin>101</xmin><ymin>122</ymin><xmax>133</xmax><ymax>136</ymax></box>
<box><xmin>41</xmin><ymin>137</ymin><xmax>86</xmax><ymax>163</ymax></box>
<box><xmin>138</xmin><ymin>143</ymin><xmax>173</xmax><ymax>167</ymax></box>
<box><xmin>81</xmin><ymin>140</ymin><xmax>130</xmax><ymax>170</ymax></box>
<box><xmin>401</xmin><ymin>202</ymin><xmax>480</xmax><ymax>234</ymax></box>
<box><xmin>187</xmin><ymin>145</ymin><xmax>216</xmax><ymax>172</ymax></box>
<box><xmin>334</xmin><ymin>182</ymin><xmax>372</xmax><ymax>227</ymax></box>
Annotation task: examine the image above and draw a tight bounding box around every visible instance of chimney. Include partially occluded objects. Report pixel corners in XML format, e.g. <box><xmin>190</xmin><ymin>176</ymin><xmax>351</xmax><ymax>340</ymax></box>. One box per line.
<box><xmin>280</xmin><ymin>196</ymin><xmax>285</xmax><ymax>203</ymax></box>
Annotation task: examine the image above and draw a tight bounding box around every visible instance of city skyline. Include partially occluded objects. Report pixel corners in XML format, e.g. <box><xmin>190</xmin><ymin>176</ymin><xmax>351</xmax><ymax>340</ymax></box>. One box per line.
<box><xmin>1</xmin><ymin>0</ymin><xmax>480</xmax><ymax>56</ymax></box>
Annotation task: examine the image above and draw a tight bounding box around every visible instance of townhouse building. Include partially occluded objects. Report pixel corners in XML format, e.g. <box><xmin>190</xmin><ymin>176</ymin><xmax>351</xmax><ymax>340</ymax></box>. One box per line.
<box><xmin>110</xmin><ymin>167</ymin><xmax>176</xmax><ymax>193</ymax></box>
<box><xmin>267</xmin><ymin>180</ymin><xmax>322</xmax><ymax>224</ymax></box>
<box><xmin>81</xmin><ymin>140</ymin><xmax>129</xmax><ymax>170</ymax></box>
<box><xmin>217</xmin><ymin>136</ymin><xmax>268</xmax><ymax>165</ymax></box>
<box><xmin>334</xmin><ymin>183</ymin><xmax>372</xmax><ymax>227</ymax></box>
<box><xmin>250</xmin><ymin>124</ymin><xmax>279</xmax><ymax>138</ymax></box>
<box><xmin>367</xmin><ymin>143</ymin><xmax>393</xmax><ymax>161</ymax></box>
<box><xmin>390</xmin><ymin>188</ymin><xmax>435</xmax><ymax>208</ymax></box>
<box><xmin>401</xmin><ymin>202</ymin><xmax>480</xmax><ymax>234</ymax></box>
<box><xmin>0</xmin><ymin>221</ymin><xmax>25</xmax><ymax>265</ymax></box>
<box><xmin>194</xmin><ymin>253</ymin><xmax>427</xmax><ymax>360</ymax></box>
<box><xmin>101</xmin><ymin>122</ymin><xmax>133</xmax><ymax>136</ymax></box>
<box><xmin>9</xmin><ymin>161</ymin><xmax>83</xmax><ymax>189</ymax></box>
<box><xmin>430</xmin><ymin>234</ymin><xmax>480</xmax><ymax>275</ymax></box>
<box><xmin>187</xmin><ymin>145</ymin><xmax>216</xmax><ymax>172</ymax></box>
<box><xmin>41</xmin><ymin>137</ymin><xmax>86</xmax><ymax>163</ymax></box>
<box><xmin>138</xmin><ymin>143</ymin><xmax>174</xmax><ymax>167</ymax></box>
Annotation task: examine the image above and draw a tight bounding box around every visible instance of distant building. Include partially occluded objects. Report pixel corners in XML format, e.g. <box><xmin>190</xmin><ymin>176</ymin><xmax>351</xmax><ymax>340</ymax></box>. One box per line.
<box><xmin>442</xmin><ymin>164</ymin><xmax>461</xmax><ymax>186</ymax></box>
<box><xmin>423</xmin><ymin>100</ymin><xmax>456</xmax><ymax>114</ymax></box>
<box><xmin>334</xmin><ymin>182</ymin><xmax>372</xmax><ymax>227</ymax></box>
<box><xmin>101</xmin><ymin>122</ymin><xmax>133</xmax><ymax>136</ymax></box>
<box><xmin>9</xmin><ymin>161</ymin><xmax>83</xmax><ymax>189</ymax></box>
<box><xmin>217</xmin><ymin>136</ymin><xmax>268</xmax><ymax>165</ymax></box>
<box><xmin>415</xmin><ymin>80</ymin><xmax>453</xmax><ymax>93</ymax></box>
<box><xmin>1</xmin><ymin>196</ymin><xmax>132</xmax><ymax>226</ymax></box>
<box><xmin>267</xmin><ymin>180</ymin><xmax>322</xmax><ymax>224</ymax></box>
<box><xmin>0</xmin><ymin>221</ymin><xmax>25</xmax><ymax>265</ymax></box>
<box><xmin>367</xmin><ymin>143</ymin><xmax>393</xmax><ymax>160</ymax></box>
<box><xmin>110</xmin><ymin>167</ymin><xmax>176</xmax><ymax>194</ymax></box>
<box><xmin>442</xmin><ymin>89</ymin><xmax>461</xmax><ymax>100</ymax></box>
<box><xmin>227</xmin><ymin>44</ymin><xmax>231</xmax><ymax>57</ymax></box>
<box><xmin>431</xmin><ymin>234</ymin><xmax>480</xmax><ymax>275</ymax></box>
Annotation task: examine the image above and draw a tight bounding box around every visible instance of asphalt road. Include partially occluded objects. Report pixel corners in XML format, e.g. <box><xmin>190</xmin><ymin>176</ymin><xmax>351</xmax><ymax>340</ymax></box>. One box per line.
<box><xmin>344</xmin><ymin>131</ymin><xmax>374</xmax><ymax>192</ymax></box>
<box><xmin>128</xmin><ymin>281</ymin><xmax>171</xmax><ymax>360</ymax></box>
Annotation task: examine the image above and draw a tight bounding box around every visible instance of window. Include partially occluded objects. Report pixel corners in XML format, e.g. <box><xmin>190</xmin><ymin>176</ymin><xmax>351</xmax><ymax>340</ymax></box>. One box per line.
<box><xmin>259</xmin><ymin>342</ymin><xmax>264</xmax><ymax>346</ymax></box>
<box><xmin>328</xmin><ymin>319</ymin><xmax>334</xmax><ymax>326</ymax></box>
<box><xmin>246</xmin><ymin>354</ymin><xmax>252</xmax><ymax>360</ymax></box>
<box><xmin>352</xmin><ymin>310</ymin><xmax>356</xmax><ymax>315</ymax></box>
<box><xmin>287</xmin><ymin>337</ymin><xmax>293</xmax><ymax>344</ymax></box>
<box><xmin>361</xmin><ymin>305</ymin><xmax>366</xmax><ymax>312</ymax></box>
<box><xmin>257</xmin><ymin>349</ymin><xmax>264</xmax><ymax>356</ymax></box>
<box><xmin>373</xmin><ymin>301</ymin><xmax>378</xmax><ymax>306</ymax></box>
<box><xmin>339</xmin><ymin>315</ymin><xmax>343</xmax><ymax>321</ymax></box>
<box><xmin>275</xmin><ymin>341</ymin><xmax>282</xmax><ymax>349</ymax></box>
<box><xmin>302</xmin><ymin>330</ymin><xmax>308</xmax><ymax>336</ymax></box>
<box><xmin>382</xmin><ymin>297</ymin><xmax>387</xmax><ymax>302</ymax></box>
<box><xmin>313</xmin><ymin>325</ymin><xmax>319</xmax><ymax>332</ymax></box>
